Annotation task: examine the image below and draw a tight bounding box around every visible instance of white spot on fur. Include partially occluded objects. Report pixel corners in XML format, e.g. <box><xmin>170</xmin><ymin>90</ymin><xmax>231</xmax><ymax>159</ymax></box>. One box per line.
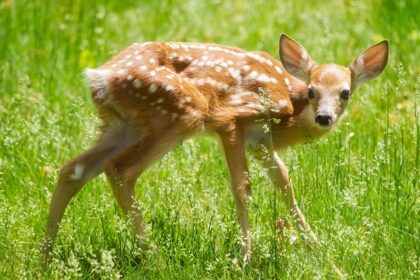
<box><xmin>190</xmin><ymin>110</ymin><xmax>202</xmax><ymax>118</ymax></box>
<box><xmin>148</xmin><ymin>84</ymin><xmax>157</xmax><ymax>93</ymax></box>
<box><xmin>197</xmin><ymin>79</ymin><xmax>205</xmax><ymax>86</ymax></box>
<box><xmin>169</xmin><ymin>52</ymin><xmax>178</xmax><ymax>59</ymax></box>
<box><xmin>229</xmin><ymin>92</ymin><xmax>256</xmax><ymax>106</ymax></box>
<box><xmin>275</xmin><ymin>66</ymin><xmax>283</xmax><ymax>74</ymax></box>
<box><xmin>133</xmin><ymin>79</ymin><xmax>142</xmax><ymax>89</ymax></box>
<box><xmin>230</xmin><ymin>95</ymin><xmax>244</xmax><ymax>105</ymax></box>
<box><xmin>284</xmin><ymin>78</ymin><xmax>291</xmax><ymax>90</ymax></box>
<box><xmin>246</xmin><ymin>53</ymin><xmax>272</xmax><ymax>66</ymax></box>
<box><xmin>247</xmin><ymin>71</ymin><xmax>258</xmax><ymax>79</ymax></box>
<box><xmin>157</xmin><ymin>98</ymin><xmax>164</xmax><ymax>103</ymax></box>
<box><xmin>206</xmin><ymin>78</ymin><xmax>217</xmax><ymax>87</ymax></box>
<box><xmin>149</xmin><ymin>58</ymin><xmax>156</xmax><ymax>64</ymax></box>
<box><xmin>237</xmin><ymin>107</ymin><xmax>256</xmax><ymax>114</ymax></box>
<box><xmin>168</xmin><ymin>43</ymin><xmax>180</xmax><ymax>49</ymax></box>
<box><xmin>70</xmin><ymin>164</ymin><xmax>84</xmax><ymax>180</ymax></box>
<box><xmin>165</xmin><ymin>85</ymin><xmax>174</xmax><ymax>92</ymax></box>
<box><xmin>278</xmin><ymin>100</ymin><xmax>288</xmax><ymax>109</ymax></box>
<box><xmin>256</xmin><ymin>74</ymin><xmax>271</xmax><ymax>83</ymax></box>
<box><xmin>245</xmin><ymin>102</ymin><xmax>264</xmax><ymax>111</ymax></box>
<box><xmin>228</xmin><ymin>67</ymin><xmax>241</xmax><ymax>79</ymax></box>
<box><xmin>216</xmin><ymin>82</ymin><xmax>229</xmax><ymax>90</ymax></box>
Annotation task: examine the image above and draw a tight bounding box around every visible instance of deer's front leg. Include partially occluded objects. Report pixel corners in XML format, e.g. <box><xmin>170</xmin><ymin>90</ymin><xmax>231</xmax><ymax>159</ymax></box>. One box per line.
<box><xmin>220</xmin><ymin>130</ymin><xmax>252</xmax><ymax>257</ymax></box>
<box><xmin>253</xmin><ymin>145</ymin><xmax>319</xmax><ymax>246</ymax></box>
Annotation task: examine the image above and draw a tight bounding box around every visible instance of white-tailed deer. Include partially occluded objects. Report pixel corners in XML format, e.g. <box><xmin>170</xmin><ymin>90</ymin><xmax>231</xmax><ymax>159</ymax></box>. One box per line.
<box><xmin>42</xmin><ymin>34</ymin><xmax>388</xmax><ymax>259</ymax></box>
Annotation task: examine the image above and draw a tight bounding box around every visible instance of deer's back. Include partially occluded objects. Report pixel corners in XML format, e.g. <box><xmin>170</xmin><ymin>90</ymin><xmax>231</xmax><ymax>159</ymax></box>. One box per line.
<box><xmin>87</xmin><ymin>42</ymin><xmax>302</xmax><ymax>133</ymax></box>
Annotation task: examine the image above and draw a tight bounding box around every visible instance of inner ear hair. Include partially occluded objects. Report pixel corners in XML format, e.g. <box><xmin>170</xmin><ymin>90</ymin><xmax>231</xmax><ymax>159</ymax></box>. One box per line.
<box><xmin>279</xmin><ymin>34</ymin><xmax>315</xmax><ymax>83</ymax></box>
<box><xmin>350</xmin><ymin>40</ymin><xmax>389</xmax><ymax>86</ymax></box>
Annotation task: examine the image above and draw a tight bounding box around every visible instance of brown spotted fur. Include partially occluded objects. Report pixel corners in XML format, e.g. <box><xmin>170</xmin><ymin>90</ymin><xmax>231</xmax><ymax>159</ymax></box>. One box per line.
<box><xmin>42</xmin><ymin>35</ymin><xmax>389</xmax><ymax>264</ymax></box>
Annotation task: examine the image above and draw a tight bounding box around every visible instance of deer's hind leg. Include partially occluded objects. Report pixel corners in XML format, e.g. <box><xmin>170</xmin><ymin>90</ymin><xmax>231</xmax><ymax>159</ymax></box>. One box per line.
<box><xmin>103</xmin><ymin>125</ymin><xmax>192</xmax><ymax>246</ymax></box>
<box><xmin>42</xmin><ymin>126</ymin><xmax>140</xmax><ymax>259</ymax></box>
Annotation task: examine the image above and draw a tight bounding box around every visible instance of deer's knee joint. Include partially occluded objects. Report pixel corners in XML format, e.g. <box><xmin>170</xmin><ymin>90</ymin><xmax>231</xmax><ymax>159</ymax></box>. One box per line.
<box><xmin>104</xmin><ymin>159</ymin><xmax>123</xmax><ymax>186</ymax></box>
<box><xmin>104</xmin><ymin>158</ymin><xmax>137</xmax><ymax>189</ymax></box>
<box><xmin>59</xmin><ymin>162</ymin><xmax>86</xmax><ymax>183</ymax></box>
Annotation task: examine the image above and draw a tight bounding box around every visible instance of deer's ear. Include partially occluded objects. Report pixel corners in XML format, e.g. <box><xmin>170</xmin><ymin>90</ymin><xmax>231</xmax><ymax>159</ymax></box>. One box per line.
<box><xmin>349</xmin><ymin>40</ymin><xmax>389</xmax><ymax>87</ymax></box>
<box><xmin>279</xmin><ymin>34</ymin><xmax>315</xmax><ymax>83</ymax></box>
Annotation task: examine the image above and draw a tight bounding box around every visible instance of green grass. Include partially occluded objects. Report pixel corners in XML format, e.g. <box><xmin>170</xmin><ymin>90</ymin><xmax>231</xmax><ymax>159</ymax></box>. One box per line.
<box><xmin>0</xmin><ymin>0</ymin><xmax>418</xmax><ymax>278</ymax></box>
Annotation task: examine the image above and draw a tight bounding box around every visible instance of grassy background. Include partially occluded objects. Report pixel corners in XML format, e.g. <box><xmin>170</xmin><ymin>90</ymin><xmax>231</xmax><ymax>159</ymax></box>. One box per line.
<box><xmin>0</xmin><ymin>0</ymin><xmax>418</xmax><ymax>278</ymax></box>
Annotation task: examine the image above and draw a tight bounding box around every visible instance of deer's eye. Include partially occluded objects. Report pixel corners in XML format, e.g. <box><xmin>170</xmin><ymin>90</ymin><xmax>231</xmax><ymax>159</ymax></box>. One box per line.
<box><xmin>307</xmin><ymin>88</ymin><xmax>315</xmax><ymax>99</ymax></box>
<box><xmin>340</xmin><ymin>89</ymin><xmax>350</xmax><ymax>100</ymax></box>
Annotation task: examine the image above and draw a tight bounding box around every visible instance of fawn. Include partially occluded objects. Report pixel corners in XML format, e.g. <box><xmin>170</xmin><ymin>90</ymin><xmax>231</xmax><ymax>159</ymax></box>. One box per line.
<box><xmin>42</xmin><ymin>34</ymin><xmax>388</xmax><ymax>259</ymax></box>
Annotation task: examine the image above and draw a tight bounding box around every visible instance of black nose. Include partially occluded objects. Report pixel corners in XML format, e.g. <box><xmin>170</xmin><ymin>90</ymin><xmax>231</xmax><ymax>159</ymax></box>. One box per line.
<box><xmin>315</xmin><ymin>113</ymin><xmax>332</xmax><ymax>126</ymax></box>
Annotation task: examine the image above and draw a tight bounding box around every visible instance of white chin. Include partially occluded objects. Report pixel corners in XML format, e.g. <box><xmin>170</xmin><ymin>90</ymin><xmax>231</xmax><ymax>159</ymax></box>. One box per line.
<box><xmin>317</xmin><ymin>123</ymin><xmax>334</xmax><ymax>130</ymax></box>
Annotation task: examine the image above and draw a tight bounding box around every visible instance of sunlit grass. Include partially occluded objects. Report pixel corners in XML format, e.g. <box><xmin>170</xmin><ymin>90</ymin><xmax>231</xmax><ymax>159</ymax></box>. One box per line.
<box><xmin>0</xmin><ymin>0</ymin><xmax>418</xmax><ymax>279</ymax></box>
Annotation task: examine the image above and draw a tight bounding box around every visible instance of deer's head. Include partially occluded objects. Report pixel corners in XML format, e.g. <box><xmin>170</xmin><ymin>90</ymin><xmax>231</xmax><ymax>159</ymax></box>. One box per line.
<box><xmin>279</xmin><ymin>34</ymin><xmax>388</xmax><ymax>129</ymax></box>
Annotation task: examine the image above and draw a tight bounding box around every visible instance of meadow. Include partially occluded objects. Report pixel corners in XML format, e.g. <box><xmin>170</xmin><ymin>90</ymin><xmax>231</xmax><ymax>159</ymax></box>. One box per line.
<box><xmin>0</xmin><ymin>0</ymin><xmax>418</xmax><ymax>279</ymax></box>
